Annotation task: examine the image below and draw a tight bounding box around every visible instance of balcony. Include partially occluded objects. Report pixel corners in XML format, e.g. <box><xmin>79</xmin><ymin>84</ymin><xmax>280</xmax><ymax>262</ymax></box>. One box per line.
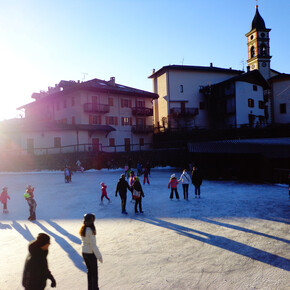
<box><xmin>170</xmin><ymin>107</ymin><xmax>199</xmax><ymax>117</ymax></box>
<box><xmin>84</xmin><ymin>103</ymin><xmax>110</xmax><ymax>113</ymax></box>
<box><xmin>132</xmin><ymin>107</ymin><xmax>153</xmax><ymax>116</ymax></box>
<box><xmin>131</xmin><ymin>125</ymin><xmax>154</xmax><ymax>134</ymax></box>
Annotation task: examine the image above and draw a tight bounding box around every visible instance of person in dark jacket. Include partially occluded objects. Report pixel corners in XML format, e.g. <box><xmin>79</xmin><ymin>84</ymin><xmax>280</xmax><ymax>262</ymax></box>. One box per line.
<box><xmin>115</xmin><ymin>174</ymin><xmax>131</xmax><ymax>214</ymax></box>
<box><xmin>191</xmin><ymin>166</ymin><xmax>203</xmax><ymax>198</ymax></box>
<box><xmin>22</xmin><ymin>233</ymin><xmax>56</xmax><ymax>290</ymax></box>
<box><xmin>131</xmin><ymin>176</ymin><xmax>145</xmax><ymax>214</ymax></box>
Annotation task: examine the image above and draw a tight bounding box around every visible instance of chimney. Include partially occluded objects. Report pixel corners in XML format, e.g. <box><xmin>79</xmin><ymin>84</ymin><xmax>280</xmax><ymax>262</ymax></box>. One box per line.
<box><xmin>152</xmin><ymin>68</ymin><xmax>155</xmax><ymax>74</ymax></box>
<box><xmin>210</xmin><ymin>62</ymin><xmax>213</xmax><ymax>67</ymax></box>
<box><xmin>109</xmin><ymin>77</ymin><xmax>115</xmax><ymax>86</ymax></box>
<box><xmin>247</xmin><ymin>66</ymin><xmax>250</xmax><ymax>72</ymax></box>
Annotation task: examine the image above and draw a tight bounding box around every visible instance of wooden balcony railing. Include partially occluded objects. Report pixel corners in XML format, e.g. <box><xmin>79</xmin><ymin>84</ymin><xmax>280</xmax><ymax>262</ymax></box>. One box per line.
<box><xmin>170</xmin><ymin>107</ymin><xmax>199</xmax><ymax>117</ymax></box>
<box><xmin>131</xmin><ymin>125</ymin><xmax>154</xmax><ymax>134</ymax></box>
<box><xmin>132</xmin><ymin>107</ymin><xmax>153</xmax><ymax>116</ymax></box>
<box><xmin>84</xmin><ymin>103</ymin><xmax>110</xmax><ymax>113</ymax></box>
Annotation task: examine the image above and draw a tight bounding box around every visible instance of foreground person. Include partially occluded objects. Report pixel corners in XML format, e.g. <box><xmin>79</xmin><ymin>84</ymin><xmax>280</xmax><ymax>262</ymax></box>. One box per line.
<box><xmin>80</xmin><ymin>213</ymin><xmax>103</xmax><ymax>290</ymax></box>
<box><xmin>22</xmin><ymin>233</ymin><xmax>56</xmax><ymax>290</ymax></box>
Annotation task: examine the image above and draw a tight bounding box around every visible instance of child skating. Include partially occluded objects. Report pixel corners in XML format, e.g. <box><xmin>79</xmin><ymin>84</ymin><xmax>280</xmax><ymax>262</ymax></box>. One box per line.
<box><xmin>168</xmin><ymin>174</ymin><xmax>180</xmax><ymax>200</ymax></box>
<box><xmin>100</xmin><ymin>182</ymin><xmax>111</xmax><ymax>205</ymax></box>
<box><xmin>0</xmin><ymin>186</ymin><xmax>10</xmax><ymax>213</ymax></box>
<box><xmin>24</xmin><ymin>185</ymin><xmax>37</xmax><ymax>221</ymax></box>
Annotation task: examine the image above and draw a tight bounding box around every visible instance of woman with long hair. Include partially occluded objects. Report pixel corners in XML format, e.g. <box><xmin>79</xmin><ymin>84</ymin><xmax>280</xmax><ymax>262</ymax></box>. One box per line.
<box><xmin>80</xmin><ymin>213</ymin><xmax>103</xmax><ymax>290</ymax></box>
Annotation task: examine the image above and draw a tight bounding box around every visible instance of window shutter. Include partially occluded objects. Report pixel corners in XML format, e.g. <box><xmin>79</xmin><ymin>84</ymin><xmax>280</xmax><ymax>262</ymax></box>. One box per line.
<box><xmin>121</xmin><ymin>99</ymin><xmax>124</xmax><ymax>108</ymax></box>
<box><xmin>89</xmin><ymin>115</ymin><xmax>93</xmax><ymax>125</ymax></box>
<box><xmin>129</xmin><ymin>117</ymin><xmax>132</xmax><ymax>126</ymax></box>
<box><xmin>129</xmin><ymin>100</ymin><xmax>132</xmax><ymax>108</ymax></box>
<box><xmin>99</xmin><ymin>116</ymin><xmax>102</xmax><ymax>125</ymax></box>
<box><xmin>114</xmin><ymin>117</ymin><xmax>118</xmax><ymax>125</ymax></box>
<box><xmin>121</xmin><ymin>117</ymin><xmax>124</xmax><ymax>126</ymax></box>
<box><xmin>106</xmin><ymin>117</ymin><xmax>109</xmax><ymax>125</ymax></box>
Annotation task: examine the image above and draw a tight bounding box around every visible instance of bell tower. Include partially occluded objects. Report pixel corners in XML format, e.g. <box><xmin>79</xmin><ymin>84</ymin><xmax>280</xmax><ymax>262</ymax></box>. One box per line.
<box><xmin>245</xmin><ymin>4</ymin><xmax>271</xmax><ymax>79</ymax></box>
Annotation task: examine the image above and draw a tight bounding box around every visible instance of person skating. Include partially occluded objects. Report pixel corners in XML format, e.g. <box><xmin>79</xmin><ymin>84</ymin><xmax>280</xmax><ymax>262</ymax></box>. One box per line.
<box><xmin>129</xmin><ymin>171</ymin><xmax>136</xmax><ymax>203</ymax></box>
<box><xmin>0</xmin><ymin>186</ymin><xmax>10</xmax><ymax>213</ymax></box>
<box><xmin>64</xmin><ymin>166</ymin><xmax>70</xmax><ymax>183</ymax></box>
<box><xmin>22</xmin><ymin>233</ymin><xmax>56</xmax><ymax>290</ymax></box>
<box><xmin>100</xmin><ymin>182</ymin><xmax>111</xmax><ymax>205</ymax></box>
<box><xmin>132</xmin><ymin>176</ymin><xmax>145</xmax><ymax>214</ymax></box>
<box><xmin>191</xmin><ymin>165</ymin><xmax>203</xmax><ymax>198</ymax></box>
<box><xmin>80</xmin><ymin>213</ymin><xmax>103</xmax><ymax>290</ymax></box>
<box><xmin>115</xmin><ymin>174</ymin><xmax>131</xmax><ymax>214</ymax></box>
<box><xmin>168</xmin><ymin>174</ymin><xmax>180</xmax><ymax>200</ymax></box>
<box><xmin>178</xmin><ymin>169</ymin><xmax>191</xmax><ymax>200</ymax></box>
<box><xmin>142</xmin><ymin>167</ymin><xmax>150</xmax><ymax>185</ymax></box>
<box><xmin>24</xmin><ymin>185</ymin><xmax>37</xmax><ymax>221</ymax></box>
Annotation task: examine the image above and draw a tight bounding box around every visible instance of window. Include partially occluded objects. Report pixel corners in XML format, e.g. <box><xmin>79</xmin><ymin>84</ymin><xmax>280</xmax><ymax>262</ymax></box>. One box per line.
<box><xmin>280</xmin><ymin>103</ymin><xmax>286</xmax><ymax>114</ymax></box>
<box><xmin>108</xmin><ymin>97</ymin><xmax>114</xmax><ymax>106</ymax></box>
<box><xmin>106</xmin><ymin>116</ymin><xmax>115</xmax><ymax>125</ymax></box>
<box><xmin>139</xmin><ymin>138</ymin><xmax>144</xmax><ymax>146</ymax></box>
<box><xmin>121</xmin><ymin>99</ymin><xmax>132</xmax><ymax>108</ymax></box>
<box><xmin>121</xmin><ymin>117</ymin><xmax>132</xmax><ymax>126</ymax></box>
<box><xmin>258</xmin><ymin>101</ymin><xmax>264</xmax><ymax>109</ymax></box>
<box><xmin>251</xmin><ymin>46</ymin><xmax>255</xmax><ymax>58</ymax></box>
<box><xmin>89</xmin><ymin>115</ymin><xmax>102</xmax><ymax>125</ymax></box>
<box><xmin>248</xmin><ymin>98</ymin><xmax>254</xmax><ymax>108</ymax></box>
<box><xmin>54</xmin><ymin>137</ymin><xmax>61</xmax><ymax>148</ymax></box>
<box><xmin>136</xmin><ymin>100</ymin><xmax>145</xmax><ymax>108</ymax></box>
<box><xmin>71</xmin><ymin>97</ymin><xmax>75</xmax><ymax>106</ymax></box>
<box><xmin>109</xmin><ymin>138</ymin><xmax>115</xmax><ymax>147</ymax></box>
<box><xmin>200</xmin><ymin>102</ymin><xmax>205</xmax><ymax>110</ymax></box>
<box><xmin>253</xmin><ymin>85</ymin><xmax>257</xmax><ymax>91</ymax></box>
<box><xmin>92</xmin><ymin>96</ymin><xmax>98</xmax><ymax>103</ymax></box>
<box><xmin>180</xmin><ymin>85</ymin><xmax>184</xmax><ymax>93</ymax></box>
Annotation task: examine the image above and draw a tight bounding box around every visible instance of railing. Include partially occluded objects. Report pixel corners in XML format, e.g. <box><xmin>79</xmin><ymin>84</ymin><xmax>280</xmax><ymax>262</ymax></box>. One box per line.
<box><xmin>84</xmin><ymin>103</ymin><xmax>110</xmax><ymax>113</ymax></box>
<box><xmin>0</xmin><ymin>142</ymin><xmax>153</xmax><ymax>156</ymax></box>
<box><xmin>131</xmin><ymin>107</ymin><xmax>153</xmax><ymax>116</ymax></box>
<box><xmin>170</xmin><ymin>107</ymin><xmax>199</xmax><ymax>117</ymax></box>
<box><xmin>131</xmin><ymin>125</ymin><xmax>154</xmax><ymax>134</ymax></box>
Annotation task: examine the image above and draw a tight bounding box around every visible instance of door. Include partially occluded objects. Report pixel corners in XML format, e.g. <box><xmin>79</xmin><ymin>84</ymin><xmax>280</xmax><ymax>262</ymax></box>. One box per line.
<box><xmin>124</xmin><ymin>138</ymin><xmax>130</xmax><ymax>152</ymax></box>
<box><xmin>92</xmin><ymin>138</ymin><xmax>99</xmax><ymax>152</ymax></box>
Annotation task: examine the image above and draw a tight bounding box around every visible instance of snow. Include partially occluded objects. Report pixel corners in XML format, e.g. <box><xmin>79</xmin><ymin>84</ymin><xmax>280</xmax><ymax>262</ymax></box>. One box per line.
<box><xmin>0</xmin><ymin>168</ymin><xmax>289</xmax><ymax>290</ymax></box>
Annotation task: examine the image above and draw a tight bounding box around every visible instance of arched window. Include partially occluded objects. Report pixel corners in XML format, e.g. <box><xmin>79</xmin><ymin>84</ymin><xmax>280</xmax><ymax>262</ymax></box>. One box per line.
<box><xmin>251</xmin><ymin>46</ymin><xmax>255</xmax><ymax>58</ymax></box>
<box><xmin>260</xmin><ymin>44</ymin><xmax>267</xmax><ymax>56</ymax></box>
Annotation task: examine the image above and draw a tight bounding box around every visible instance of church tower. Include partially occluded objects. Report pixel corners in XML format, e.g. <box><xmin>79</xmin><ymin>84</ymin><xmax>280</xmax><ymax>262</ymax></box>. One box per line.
<box><xmin>245</xmin><ymin>5</ymin><xmax>271</xmax><ymax>79</ymax></box>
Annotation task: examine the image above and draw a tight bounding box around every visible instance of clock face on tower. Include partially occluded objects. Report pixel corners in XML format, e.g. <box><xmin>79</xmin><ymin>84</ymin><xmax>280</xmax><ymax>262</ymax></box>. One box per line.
<box><xmin>262</xmin><ymin>62</ymin><xmax>267</xmax><ymax>67</ymax></box>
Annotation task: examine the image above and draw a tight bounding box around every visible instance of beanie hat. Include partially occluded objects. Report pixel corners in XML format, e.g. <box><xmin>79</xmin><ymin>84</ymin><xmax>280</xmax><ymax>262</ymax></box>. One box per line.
<box><xmin>36</xmin><ymin>233</ymin><xmax>50</xmax><ymax>247</ymax></box>
<box><xmin>100</xmin><ymin>182</ymin><xmax>105</xmax><ymax>186</ymax></box>
<box><xmin>171</xmin><ymin>174</ymin><xmax>175</xmax><ymax>178</ymax></box>
<box><xmin>121</xmin><ymin>174</ymin><xmax>125</xmax><ymax>178</ymax></box>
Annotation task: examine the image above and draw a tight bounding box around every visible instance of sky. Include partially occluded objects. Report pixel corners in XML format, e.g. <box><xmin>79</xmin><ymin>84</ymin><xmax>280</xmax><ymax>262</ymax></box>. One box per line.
<box><xmin>0</xmin><ymin>168</ymin><xmax>289</xmax><ymax>289</ymax></box>
<box><xmin>0</xmin><ymin>0</ymin><xmax>289</xmax><ymax>120</ymax></box>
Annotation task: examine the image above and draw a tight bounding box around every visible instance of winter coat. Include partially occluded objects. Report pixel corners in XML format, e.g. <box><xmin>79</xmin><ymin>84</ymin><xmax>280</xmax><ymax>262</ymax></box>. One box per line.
<box><xmin>101</xmin><ymin>185</ymin><xmax>107</xmax><ymax>195</ymax></box>
<box><xmin>115</xmin><ymin>178</ymin><xmax>131</xmax><ymax>196</ymax></box>
<box><xmin>22</xmin><ymin>240</ymin><xmax>54</xmax><ymax>290</ymax></box>
<box><xmin>168</xmin><ymin>177</ymin><xmax>179</xmax><ymax>189</ymax></box>
<box><xmin>81</xmin><ymin>227</ymin><xmax>103</xmax><ymax>262</ymax></box>
<box><xmin>129</xmin><ymin>174</ymin><xmax>135</xmax><ymax>187</ymax></box>
<box><xmin>179</xmin><ymin>172</ymin><xmax>191</xmax><ymax>185</ymax></box>
<box><xmin>131</xmin><ymin>180</ymin><xmax>145</xmax><ymax>198</ymax></box>
<box><xmin>191</xmin><ymin>169</ymin><xmax>203</xmax><ymax>186</ymax></box>
<box><xmin>0</xmin><ymin>190</ymin><xmax>10</xmax><ymax>204</ymax></box>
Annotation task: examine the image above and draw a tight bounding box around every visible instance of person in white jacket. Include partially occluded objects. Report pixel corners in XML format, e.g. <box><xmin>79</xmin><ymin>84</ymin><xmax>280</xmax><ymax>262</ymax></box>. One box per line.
<box><xmin>80</xmin><ymin>213</ymin><xmax>103</xmax><ymax>290</ymax></box>
<box><xmin>179</xmin><ymin>169</ymin><xmax>191</xmax><ymax>200</ymax></box>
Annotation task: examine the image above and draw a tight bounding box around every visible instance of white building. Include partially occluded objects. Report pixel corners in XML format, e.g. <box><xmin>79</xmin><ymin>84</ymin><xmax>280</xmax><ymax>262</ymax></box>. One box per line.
<box><xmin>1</xmin><ymin>77</ymin><xmax>158</xmax><ymax>155</ymax></box>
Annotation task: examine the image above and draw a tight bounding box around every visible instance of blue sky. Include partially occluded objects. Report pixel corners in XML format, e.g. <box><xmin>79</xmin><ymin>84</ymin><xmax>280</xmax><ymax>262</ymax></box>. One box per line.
<box><xmin>0</xmin><ymin>0</ymin><xmax>289</xmax><ymax>120</ymax></box>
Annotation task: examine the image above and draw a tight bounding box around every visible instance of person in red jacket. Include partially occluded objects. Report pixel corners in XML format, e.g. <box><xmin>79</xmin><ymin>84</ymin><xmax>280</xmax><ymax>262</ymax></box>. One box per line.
<box><xmin>100</xmin><ymin>182</ymin><xmax>111</xmax><ymax>205</ymax></box>
<box><xmin>0</xmin><ymin>186</ymin><xmax>10</xmax><ymax>213</ymax></box>
<box><xmin>168</xmin><ymin>174</ymin><xmax>180</xmax><ymax>200</ymax></box>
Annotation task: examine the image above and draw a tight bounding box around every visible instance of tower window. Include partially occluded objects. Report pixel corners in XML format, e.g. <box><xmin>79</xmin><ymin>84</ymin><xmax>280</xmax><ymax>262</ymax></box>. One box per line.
<box><xmin>248</xmin><ymin>98</ymin><xmax>254</xmax><ymax>108</ymax></box>
<box><xmin>180</xmin><ymin>85</ymin><xmax>184</xmax><ymax>93</ymax></box>
<box><xmin>280</xmin><ymin>103</ymin><xmax>286</xmax><ymax>114</ymax></box>
<box><xmin>260</xmin><ymin>44</ymin><xmax>267</xmax><ymax>56</ymax></box>
<box><xmin>251</xmin><ymin>46</ymin><xmax>255</xmax><ymax>58</ymax></box>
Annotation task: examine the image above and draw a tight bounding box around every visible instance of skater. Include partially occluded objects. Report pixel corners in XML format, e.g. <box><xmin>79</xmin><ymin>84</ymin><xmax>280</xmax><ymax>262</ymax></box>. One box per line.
<box><xmin>168</xmin><ymin>174</ymin><xmax>180</xmax><ymax>200</ymax></box>
<box><xmin>132</xmin><ymin>176</ymin><xmax>145</xmax><ymax>214</ymax></box>
<box><xmin>80</xmin><ymin>213</ymin><xmax>103</xmax><ymax>290</ymax></box>
<box><xmin>76</xmin><ymin>160</ymin><xmax>84</xmax><ymax>172</ymax></box>
<box><xmin>22</xmin><ymin>233</ymin><xmax>56</xmax><ymax>290</ymax></box>
<box><xmin>137</xmin><ymin>162</ymin><xmax>142</xmax><ymax>176</ymax></box>
<box><xmin>64</xmin><ymin>166</ymin><xmax>70</xmax><ymax>183</ymax></box>
<box><xmin>179</xmin><ymin>169</ymin><xmax>191</xmax><ymax>200</ymax></box>
<box><xmin>129</xmin><ymin>171</ymin><xmax>136</xmax><ymax>202</ymax></box>
<box><xmin>0</xmin><ymin>186</ymin><xmax>10</xmax><ymax>213</ymax></box>
<box><xmin>191</xmin><ymin>165</ymin><xmax>203</xmax><ymax>198</ymax></box>
<box><xmin>24</xmin><ymin>185</ymin><xmax>37</xmax><ymax>221</ymax></box>
<box><xmin>100</xmin><ymin>182</ymin><xmax>111</xmax><ymax>205</ymax></box>
<box><xmin>142</xmin><ymin>167</ymin><xmax>150</xmax><ymax>185</ymax></box>
<box><xmin>115</xmin><ymin>174</ymin><xmax>131</xmax><ymax>214</ymax></box>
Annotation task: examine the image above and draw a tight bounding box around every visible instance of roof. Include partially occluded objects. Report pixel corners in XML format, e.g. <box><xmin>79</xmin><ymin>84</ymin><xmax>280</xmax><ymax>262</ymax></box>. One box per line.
<box><xmin>251</xmin><ymin>6</ymin><xmax>266</xmax><ymax>30</ymax></box>
<box><xmin>148</xmin><ymin>65</ymin><xmax>243</xmax><ymax>79</ymax></box>
<box><xmin>18</xmin><ymin>77</ymin><xmax>158</xmax><ymax>110</ymax></box>
<box><xmin>213</xmin><ymin>70</ymin><xmax>270</xmax><ymax>89</ymax></box>
<box><xmin>0</xmin><ymin>119</ymin><xmax>116</xmax><ymax>133</ymax></box>
<box><xmin>268</xmin><ymin>73</ymin><xmax>290</xmax><ymax>83</ymax></box>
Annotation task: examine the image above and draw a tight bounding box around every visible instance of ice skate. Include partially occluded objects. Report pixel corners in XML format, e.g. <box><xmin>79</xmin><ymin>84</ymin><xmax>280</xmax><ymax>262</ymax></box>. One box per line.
<box><xmin>99</xmin><ymin>201</ymin><xmax>104</xmax><ymax>206</ymax></box>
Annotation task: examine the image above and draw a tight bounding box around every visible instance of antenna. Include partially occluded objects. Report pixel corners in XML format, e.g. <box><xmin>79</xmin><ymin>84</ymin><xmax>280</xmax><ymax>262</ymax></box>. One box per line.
<box><xmin>181</xmin><ymin>58</ymin><xmax>184</xmax><ymax>65</ymax></box>
<box><xmin>81</xmin><ymin>72</ymin><xmax>88</xmax><ymax>81</ymax></box>
<box><xmin>240</xmin><ymin>59</ymin><xmax>245</xmax><ymax>71</ymax></box>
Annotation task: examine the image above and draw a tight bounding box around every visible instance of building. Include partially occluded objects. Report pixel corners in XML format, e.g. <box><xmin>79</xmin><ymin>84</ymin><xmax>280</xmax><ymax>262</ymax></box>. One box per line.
<box><xmin>1</xmin><ymin>77</ymin><xmax>158</xmax><ymax>155</ymax></box>
<box><xmin>149</xmin><ymin>5</ymin><xmax>290</xmax><ymax>131</ymax></box>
